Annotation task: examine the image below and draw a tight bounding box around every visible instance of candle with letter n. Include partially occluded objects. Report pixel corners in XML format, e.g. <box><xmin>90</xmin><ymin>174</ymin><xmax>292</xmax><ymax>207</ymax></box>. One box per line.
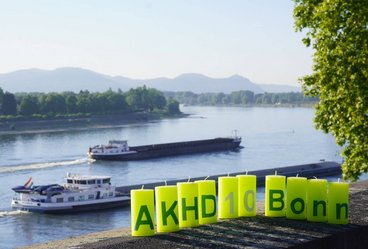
<box><xmin>177</xmin><ymin>181</ymin><xmax>199</xmax><ymax>228</ymax></box>
<box><xmin>265</xmin><ymin>174</ymin><xmax>286</xmax><ymax>217</ymax></box>
<box><xmin>328</xmin><ymin>181</ymin><xmax>349</xmax><ymax>224</ymax></box>
<box><xmin>307</xmin><ymin>178</ymin><xmax>327</xmax><ymax>222</ymax></box>
<box><xmin>130</xmin><ymin>188</ymin><xmax>155</xmax><ymax>236</ymax></box>
<box><xmin>155</xmin><ymin>185</ymin><xmax>179</xmax><ymax>233</ymax></box>
<box><xmin>218</xmin><ymin>176</ymin><xmax>238</xmax><ymax>219</ymax></box>
<box><xmin>237</xmin><ymin>174</ymin><xmax>257</xmax><ymax>217</ymax></box>
<box><xmin>196</xmin><ymin>179</ymin><xmax>217</xmax><ymax>224</ymax></box>
<box><xmin>286</xmin><ymin>176</ymin><xmax>307</xmax><ymax>220</ymax></box>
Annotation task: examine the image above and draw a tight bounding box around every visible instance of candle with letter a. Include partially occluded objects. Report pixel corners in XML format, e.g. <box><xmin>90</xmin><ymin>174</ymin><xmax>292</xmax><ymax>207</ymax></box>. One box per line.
<box><xmin>155</xmin><ymin>185</ymin><xmax>179</xmax><ymax>233</ymax></box>
<box><xmin>307</xmin><ymin>179</ymin><xmax>327</xmax><ymax>222</ymax></box>
<box><xmin>130</xmin><ymin>189</ymin><xmax>155</xmax><ymax>236</ymax></box>
<box><xmin>286</xmin><ymin>176</ymin><xmax>307</xmax><ymax>220</ymax></box>
<box><xmin>328</xmin><ymin>181</ymin><xmax>349</xmax><ymax>224</ymax></box>
<box><xmin>196</xmin><ymin>180</ymin><xmax>217</xmax><ymax>224</ymax></box>
<box><xmin>177</xmin><ymin>182</ymin><xmax>199</xmax><ymax>228</ymax></box>
<box><xmin>218</xmin><ymin>176</ymin><xmax>238</xmax><ymax>218</ymax></box>
<box><xmin>237</xmin><ymin>174</ymin><xmax>257</xmax><ymax>217</ymax></box>
<box><xmin>265</xmin><ymin>175</ymin><xmax>286</xmax><ymax>217</ymax></box>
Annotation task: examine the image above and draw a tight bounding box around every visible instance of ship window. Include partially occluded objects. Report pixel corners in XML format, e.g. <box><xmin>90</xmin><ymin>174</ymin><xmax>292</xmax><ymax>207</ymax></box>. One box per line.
<box><xmin>67</xmin><ymin>179</ymin><xmax>73</xmax><ymax>184</ymax></box>
<box><xmin>87</xmin><ymin>180</ymin><xmax>96</xmax><ymax>184</ymax></box>
<box><xmin>109</xmin><ymin>192</ymin><xmax>113</xmax><ymax>197</ymax></box>
<box><xmin>88</xmin><ymin>194</ymin><xmax>94</xmax><ymax>200</ymax></box>
<box><xmin>75</xmin><ymin>180</ymin><xmax>80</xmax><ymax>184</ymax></box>
<box><xmin>103</xmin><ymin>179</ymin><xmax>111</xmax><ymax>184</ymax></box>
<box><xmin>68</xmin><ymin>197</ymin><xmax>75</xmax><ymax>202</ymax></box>
<box><xmin>103</xmin><ymin>193</ymin><xmax>108</xmax><ymax>198</ymax></box>
<box><xmin>80</xmin><ymin>180</ymin><xmax>87</xmax><ymax>185</ymax></box>
<box><xmin>79</xmin><ymin>196</ymin><xmax>85</xmax><ymax>201</ymax></box>
<box><xmin>56</xmin><ymin>198</ymin><xmax>63</xmax><ymax>203</ymax></box>
<box><xmin>97</xmin><ymin>180</ymin><xmax>102</xmax><ymax>184</ymax></box>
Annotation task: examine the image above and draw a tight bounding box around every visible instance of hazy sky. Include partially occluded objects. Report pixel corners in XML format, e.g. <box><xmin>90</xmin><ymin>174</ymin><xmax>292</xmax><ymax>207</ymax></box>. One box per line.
<box><xmin>0</xmin><ymin>0</ymin><xmax>312</xmax><ymax>85</ymax></box>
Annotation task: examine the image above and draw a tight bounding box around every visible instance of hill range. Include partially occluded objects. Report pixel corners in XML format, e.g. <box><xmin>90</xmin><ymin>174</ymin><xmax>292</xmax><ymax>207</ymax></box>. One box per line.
<box><xmin>0</xmin><ymin>67</ymin><xmax>300</xmax><ymax>94</ymax></box>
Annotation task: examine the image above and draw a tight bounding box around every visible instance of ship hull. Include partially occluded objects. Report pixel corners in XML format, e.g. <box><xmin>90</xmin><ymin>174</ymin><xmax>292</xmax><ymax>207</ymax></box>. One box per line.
<box><xmin>89</xmin><ymin>137</ymin><xmax>241</xmax><ymax>161</ymax></box>
<box><xmin>11</xmin><ymin>197</ymin><xmax>130</xmax><ymax>214</ymax></box>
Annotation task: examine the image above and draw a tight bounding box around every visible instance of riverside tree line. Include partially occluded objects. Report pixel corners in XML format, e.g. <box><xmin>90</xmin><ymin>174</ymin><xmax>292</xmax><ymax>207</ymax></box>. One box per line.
<box><xmin>0</xmin><ymin>86</ymin><xmax>181</xmax><ymax>118</ymax></box>
<box><xmin>165</xmin><ymin>91</ymin><xmax>318</xmax><ymax>106</ymax></box>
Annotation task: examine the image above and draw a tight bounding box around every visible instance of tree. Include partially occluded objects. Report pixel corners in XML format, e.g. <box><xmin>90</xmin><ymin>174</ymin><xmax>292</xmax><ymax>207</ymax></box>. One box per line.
<box><xmin>166</xmin><ymin>98</ymin><xmax>181</xmax><ymax>114</ymax></box>
<box><xmin>2</xmin><ymin>92</ymin><xmax>17</xmax><ymax>115</ymax></box>
<box><xmin>294</xmin><ymin>0</ymin><xmax>368</xmax><ymax>180</ymax></box>
<box><xmin>18</xmin><ymin>95</ymin><xmax>40</xmax><ymax>115</ymax></box>
<box><xmin>0</xmin><ymin>87</ymin><xmax>4</xmax><ymax>114</ymax></box>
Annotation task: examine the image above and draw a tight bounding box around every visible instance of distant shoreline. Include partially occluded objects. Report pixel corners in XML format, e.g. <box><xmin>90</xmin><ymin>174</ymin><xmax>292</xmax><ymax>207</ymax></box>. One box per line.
<box><xmin>0</xmin><ymin>112</ymin><xmax>187</xmax><ymax>136</ymax></box>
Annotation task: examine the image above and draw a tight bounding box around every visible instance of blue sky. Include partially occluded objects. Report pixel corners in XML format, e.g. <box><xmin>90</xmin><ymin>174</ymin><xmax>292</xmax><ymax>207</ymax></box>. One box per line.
<box><xmin>0</xmin><ymin>0</ymin><xmax>312</xmax><ymax>85</ymax></box>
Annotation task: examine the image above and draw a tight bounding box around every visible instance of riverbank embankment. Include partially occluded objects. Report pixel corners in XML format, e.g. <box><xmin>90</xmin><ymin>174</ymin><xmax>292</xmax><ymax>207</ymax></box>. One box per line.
<box><xmin>0</xmin><ymin>112</ymin><xmax>186</xmax><ymax>136</ymax></box>
<box><xmin>21</xmin><ymin>172</ymin><xmax>368</xmax><ymax>249</ymax></box>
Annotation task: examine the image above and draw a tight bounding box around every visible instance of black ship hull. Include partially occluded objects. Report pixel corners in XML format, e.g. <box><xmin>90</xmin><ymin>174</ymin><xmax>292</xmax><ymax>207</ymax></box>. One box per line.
<box><xmin>90</xmin><ymin>137</ymin><xmax>241</xmax><ymax>161</ymax></box>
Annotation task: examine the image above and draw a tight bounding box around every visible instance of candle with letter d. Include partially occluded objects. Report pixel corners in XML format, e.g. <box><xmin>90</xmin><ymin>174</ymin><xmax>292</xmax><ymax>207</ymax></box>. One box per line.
<box><xmin>155</xmin><ymin>185</ymin><xmax>179</xmax><ymax>233</ymax></box>
<box><xmin>196</xmin><ymin>180</ymin><xmax>217</xmax><ymax>224</ymax></box>
<box><xmin>265</xmin><ymin>175</ymin><xmax>286</xmax><ymax>217</ymax></box>
<box><xmin>237</xmin><ymin>174</ymin><xmax>257</xmax><ymax>217</ymax></box>
<box><xmin>328</xmin><ymin>181</ymin><xmax>349</xmax><ymax>224</ymax></box>
<box><xmin>218</xmin><ymin>176</ymin><xmax>238</xmax><ymax>219</ymax></box>
<box><xmin>131</xmin><ymin>189</ymin><xmax>155</xmax><ymax>236</ymax></box>
<box><xmin>286</xmin><ymin>176</ymin><xmax>307</xmax><ymax>220</ymax></box>
<box><xmin>177</xmin><ymin>182</ymin><xmax>199</xmax><ymax>228</ymax></box>
<box><xmin>307</xmin><ymin>179</ymin><xmax>327</xmax><ymax>222</ymax></box>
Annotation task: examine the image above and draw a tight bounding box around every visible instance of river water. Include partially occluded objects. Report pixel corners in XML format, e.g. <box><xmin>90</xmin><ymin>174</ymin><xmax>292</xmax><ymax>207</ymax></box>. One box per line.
<box><xmin>0</xmin><ymin>106</ymin><xmax>342</xmax><ymax>248</ymax></box>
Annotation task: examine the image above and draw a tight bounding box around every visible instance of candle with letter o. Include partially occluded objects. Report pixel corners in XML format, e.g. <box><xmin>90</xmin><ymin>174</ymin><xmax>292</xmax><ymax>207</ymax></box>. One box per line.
<box><xmin>265</xmin><ymin>175</ymin><xmax>286</xmax><ymax>217</ymax></box>
<box><xmin>286</xmin><ymin>176</ymin><xmax>307</xmax><ymax>220</ymax></box>
<box><xmin>155</xmin><ymin>185</ymin><xmax>179</xmax><ymax>233</ymax></box>
<box><xmin>328</xmin><ymin>181</ymin><xmax>349</xmax><ymax>224</ymax></box>
<box><xmin>218</xmin><ymin>176</ymin><xmax>238</xmax><ymax>219</ymax></box>
<box><xmin>307</xmin><ymin>179</ymin><xmax>327</xmax><ymax>222</ymax></box>
<box><xmin>237</xmin><ymin>174</ymin><xmax>257</xmax><ymax>217</ymax></box>
<box><xmin>177</xmin><ymin>182</ymin><xmax>199</xmax><ymax>228</ymax></box>
<box><xmin>196</xmin><ymin>180</ymin><xmax>217</xmax><ymax>224</ymax></box>
<box><xmin>130</xmin><ymin>189</ymin><xmax>155</xmax><ymax>236</ymax></box>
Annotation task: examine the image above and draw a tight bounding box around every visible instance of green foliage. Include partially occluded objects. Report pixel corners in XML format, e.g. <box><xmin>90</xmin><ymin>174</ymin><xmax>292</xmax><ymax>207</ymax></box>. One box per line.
<box><xmin>294</xmin><ymin>0</ymin><xmax>368</xmax><ymax>180</ymax></box>
<box><xmin>0</xmin><ymin>86</ymin><xmax>177</xmax><ymax>119</ymax></box>
<box><xmin>165</xmin><ymin>98</ymin><xmax>181</xmax><ymax>115</ymax></box>
<box><xmin>166</xmin><ymin>91</ymin><xmax>316</xmax><ymax>106</ymax></box>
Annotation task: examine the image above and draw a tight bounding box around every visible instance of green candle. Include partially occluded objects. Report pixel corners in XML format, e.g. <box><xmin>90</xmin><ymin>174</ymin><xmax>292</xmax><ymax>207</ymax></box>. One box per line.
<box><xmin>196</xmin><ymin>180</ymin><xmax>217</xmax><ymax>224</ymax></box>
<box><xmin>286</xmin><ymin>176</ymin><xmax>307</xmax><ymax>220</ymax></box>
<box><xmin>265</xmin><ymin>175</ymin><xmax>286</xmax><ymax>217</ymax></box>
<box><xmin>155</xmin><ymin>185</ymin><xmax>179</xmax><ymax>233</ymax></box>
<box><xmin>237</xmin><ymin>174</ymin><xmax>257</xmax><ymax>217</ymax></box>
<box><xmin>328</xmin><ymin>181</ymin><xmax>349</xmax><ymax>224</ymax></box>
<box><xmin>130</xmin><ymin>189</ymin><xmax>155</xmax><ymax>236</ymax></box>
<box><xmin>218</xmin><ymin>176</ymin><xmax>238</xmax><ymax>219</ymax></box>
<box><xmin>307</xmin><ymin>179</ymin><xmax>328</xmax><ymax>222</ymax></box>
<box><xmin>177</xmin><ymin>182</ymin><xmax>199</xmax><ymax>228</ymax></box>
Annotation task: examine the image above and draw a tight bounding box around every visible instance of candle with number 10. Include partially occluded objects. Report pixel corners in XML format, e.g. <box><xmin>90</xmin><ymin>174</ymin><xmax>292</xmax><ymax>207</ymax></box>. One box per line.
<box><xmin>237</xmin><ymin>174</ymin><xmax>256</xmax><ymax>217</ymax></box>
<box><xmin>218</xmin><ymin>176</ymin><xmax>238</xmax><ymax>219</ymax></box>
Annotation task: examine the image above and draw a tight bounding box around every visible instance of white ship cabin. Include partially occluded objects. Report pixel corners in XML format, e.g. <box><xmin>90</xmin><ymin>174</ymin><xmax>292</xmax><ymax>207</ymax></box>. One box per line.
<box><xmin>65</xmin><ymin>173</ymin><xmax>112</xmax><ymax>190</ymax></box>
<box><xmin>89</xmin><ymin>140</ymin><xmax>130</xmax><ymax>154</ymax></box>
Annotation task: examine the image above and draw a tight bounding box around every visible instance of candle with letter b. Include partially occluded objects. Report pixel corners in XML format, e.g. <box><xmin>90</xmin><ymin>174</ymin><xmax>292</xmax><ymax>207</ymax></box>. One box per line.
<box><xmin>131</xmin><ymin>188</ymin><xmax>155</xmax><ymax>236</ymax></box>
<box><xmin>177</xmin><ymin>182</ymin><xmax>199</xmax><ymax>228</ymax></box>
<box><xmin>218</xmin><ymin>176</ymin><xmax>238</xmax><ymax>219</ymax></box>
<box><xmin>286</xmin><ymin>176</ymin><xmax>307</xmax><ymax>220</ymax></box>
<box><xmin>237</xmin><ymin>174</ymin><xmax>256</xmax><ymax>217</ymax></box>
<box><xmin>155</xmin><ymin>185</ymin><xmax>179</xmax><ymax>233</ymax></box>
<box><xmin>307</xmin><ymin>179</ymin><xmax>327</xmax><ymax>222</ymax></box>
<box><xmin>196</xmin><ymin>180</ymin><xmax>217</xmax><ymax>224</ymax></box>
<box><xmin>328</xmin><ymin>181</ymin><xmax>349</xmax><ymax>224</ymax></box>
<box><xmin>265</xmin><ymin>175</ymin><xmax>286</xmax><ymax>217</ymax></box>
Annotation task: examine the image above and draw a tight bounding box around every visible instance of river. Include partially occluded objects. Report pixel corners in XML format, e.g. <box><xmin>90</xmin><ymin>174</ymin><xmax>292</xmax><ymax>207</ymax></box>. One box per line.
<box><xmin>0</xmin><ymin>106</ymin><xmax>342</xmax><ymax>248</ymax></box>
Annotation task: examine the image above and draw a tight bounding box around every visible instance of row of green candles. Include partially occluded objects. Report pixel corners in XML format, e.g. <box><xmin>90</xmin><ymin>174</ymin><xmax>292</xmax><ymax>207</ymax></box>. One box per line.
<box><xmin>131</xmin><ymin>174</ymin><xmax>349</xmax><ymax>236</ymax></box>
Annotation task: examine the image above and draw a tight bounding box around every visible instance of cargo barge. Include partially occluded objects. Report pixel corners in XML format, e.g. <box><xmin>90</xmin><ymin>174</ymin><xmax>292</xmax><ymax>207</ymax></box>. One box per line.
<box><xmin>88</xmin><ymin>136</ymin><xmax>242</xmax><ymax>161</ymax></box>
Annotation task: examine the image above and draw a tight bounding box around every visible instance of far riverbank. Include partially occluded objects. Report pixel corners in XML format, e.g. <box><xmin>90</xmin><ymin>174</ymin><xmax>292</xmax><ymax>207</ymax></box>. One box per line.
<box><xmin>0</xmin><ymin>112</ymin><xmax>187</xmax><ymax>136</ymax></box>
